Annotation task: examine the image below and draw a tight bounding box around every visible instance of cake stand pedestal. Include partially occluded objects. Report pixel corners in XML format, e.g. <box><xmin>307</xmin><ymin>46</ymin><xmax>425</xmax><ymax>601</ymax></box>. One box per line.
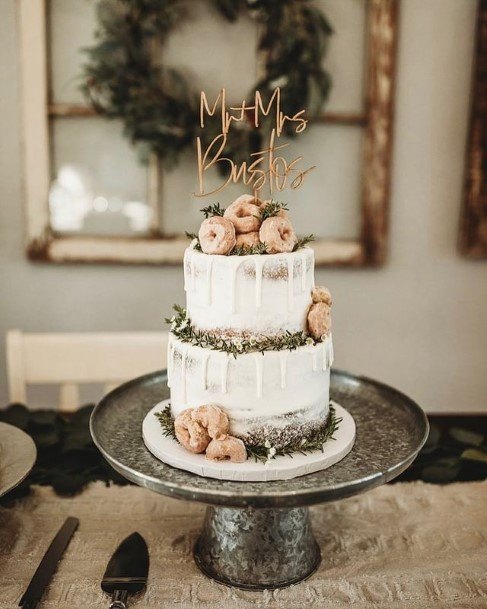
<box><xmin>194</xmin><ymin>504</ymin><xmax>320</xmax><ymax>588</ymax></box>
<box><xmin>90</xmin><ymin>369</ymin><xmax>428</xmax><ymax>590</ymax></box>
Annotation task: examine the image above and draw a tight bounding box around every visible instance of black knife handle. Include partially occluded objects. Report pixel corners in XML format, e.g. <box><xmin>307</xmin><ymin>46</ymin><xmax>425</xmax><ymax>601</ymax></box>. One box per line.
<box><xmin>109</xmin><ymin>590</ymin><xmax>128</xmax><ymax>609</ymax></box>
<box><xmin>19</xmin><ymin>516</ymin><xmax>79</xmax><ymax>608</ymax></box>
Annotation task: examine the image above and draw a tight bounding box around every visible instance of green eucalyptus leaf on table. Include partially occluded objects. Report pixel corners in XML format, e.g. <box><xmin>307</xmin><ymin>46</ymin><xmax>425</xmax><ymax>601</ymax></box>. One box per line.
<box><xmin>422</xmin><ymin>458</ymin><xmax>462</xmax><ymax>484</ymax></box>
<box><xmin>30</xmin><ymin>410</ymin><xmax>59</xmax><ymax>427</ymax></box>
<box><xmin>449</xmin><ymin>426</ymin><xmax>484</xmax><ymax>446</ymax></box>
<box><xmin>51</xmin><ymin>472</ymin><xmax>92</xmax><ymax>496</ymax></box>
<box><xmin>461</xmin><ymin>447</ymin><xmax>487</xmax><ymax>464</ymax></box>
<box><xmin>422</xmin><ymin>423</ymin><xmax>441</xmax><ymax>453</ymax></box>
<box><xmin>33</xmin><ymin>428</ymin><xmax>61</xmax><ymax>449</ymax></box>
<box><xmin>0</xmin><ymin>403</ymin><xmax>30</xmax><ymax>430</ymax></box>
<box><xmin>62</xmin><ymin>427</ymin><xmax>95</xmax><ymax>452</ymax></box>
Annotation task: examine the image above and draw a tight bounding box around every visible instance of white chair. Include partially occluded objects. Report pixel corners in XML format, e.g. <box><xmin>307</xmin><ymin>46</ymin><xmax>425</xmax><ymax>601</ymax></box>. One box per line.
<box><xmin>6</xmin><ymin>330</ymin><xmax>168</xmax><ymax>412</ymax></box>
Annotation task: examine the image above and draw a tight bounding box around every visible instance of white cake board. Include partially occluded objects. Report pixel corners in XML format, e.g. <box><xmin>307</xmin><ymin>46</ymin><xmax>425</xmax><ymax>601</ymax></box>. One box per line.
<box><xmin>142</xmin><ymin>400</ymin><xmax>355</xmax><ymax>482</ymax></box>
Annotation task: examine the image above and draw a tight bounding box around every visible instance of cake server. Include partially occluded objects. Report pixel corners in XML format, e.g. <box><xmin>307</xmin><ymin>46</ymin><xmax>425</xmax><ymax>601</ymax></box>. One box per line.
<box><xmin>19</xmin><ymin>516</ymin><xmax>79</xmax><ymax>609</ymax></box>
<box><xmin>101</xmin><ymin>532</ymin><xmax>149</xmax><ymax>609</ymax></box>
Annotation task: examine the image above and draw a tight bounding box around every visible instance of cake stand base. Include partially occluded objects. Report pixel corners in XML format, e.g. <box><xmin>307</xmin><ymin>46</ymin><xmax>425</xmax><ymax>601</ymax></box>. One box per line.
<box><xmin>194</xmin><ymin>505</ymin><xmax>320</xmax><ymax>590</ymax></box>
<box><xmin>90</xmin><ymin>369</ymin><xmax>429</xmax><ymax>591</ymax></box>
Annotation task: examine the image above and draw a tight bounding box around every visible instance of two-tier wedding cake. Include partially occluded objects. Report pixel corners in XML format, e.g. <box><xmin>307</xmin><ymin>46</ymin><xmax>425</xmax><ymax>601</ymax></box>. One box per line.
<box><xmin>142</xmin><ymin>194</ymin><xmax>355</xmax><ymax>480</ymax></box>
<box><xmin>160</xmin><ymin>195</ymin><xmax>339</xmax><ymax>464</ymax></box>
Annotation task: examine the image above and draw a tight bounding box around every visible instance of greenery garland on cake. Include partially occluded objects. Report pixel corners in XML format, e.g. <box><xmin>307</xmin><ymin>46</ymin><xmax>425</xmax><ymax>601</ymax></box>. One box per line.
<box><xmin>155</xmin><ymin>403</ymin><xmax>341</xmax><ymax>464</ymax></box>
<box><xmin>166</xmin><ymin>305</ymin><xmax>326</xmax><ymax>356</ymax></box>
<box><xmin>81</xmin><ymin>0</ymin><xmax>333</xmax><ymax>167</ymax></box>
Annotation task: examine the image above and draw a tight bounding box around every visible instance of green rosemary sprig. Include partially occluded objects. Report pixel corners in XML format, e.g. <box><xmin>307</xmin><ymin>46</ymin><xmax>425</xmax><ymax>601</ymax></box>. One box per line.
<box><xmin>155</xmin><ymin>405</ymin><xmax>176</xmax><ymax>439</ymax></box>
<box><xmin>259</xmin><ymin>200</ymin><xmax>289</xmax><ymax>222</ymax></box>
<box><xmin>200</xmin><ymin>203</ymin><xmax>225</xmax><ymax>218</ymax></box>
<box><xmin>154</xmin><ymin>404</ymin><xmax>341</xmax><ymax>465</ymax></box>
<box><xmin>246</xmin><ymin>405</ymin><xmax>341</xmax><ymax>463</ymax></box>
<box><xmin>184</xmin><ymin>231</ymin><xmax>202</xmax><ymax>251</ymax></box>
<box><xmin>293</xmin><ymin>234</ymin><xmax>315</xmax><ymax>251</ymax></box>
<box><xmin>166</xmin><ymin>305</ymin><xmax>320</xmax><ymax>356</ymax></box>
<box><xmin>229</xmin><ymin>242</ymin><xmax>267</xmax><ymax>256</ymax></box>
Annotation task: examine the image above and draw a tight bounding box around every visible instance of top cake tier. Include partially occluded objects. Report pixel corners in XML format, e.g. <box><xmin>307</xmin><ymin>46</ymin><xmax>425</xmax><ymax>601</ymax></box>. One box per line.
<box><xmin>184</xmin><ymin>245</ymin><xmax>315</xmax><ymax>338</ymax></box>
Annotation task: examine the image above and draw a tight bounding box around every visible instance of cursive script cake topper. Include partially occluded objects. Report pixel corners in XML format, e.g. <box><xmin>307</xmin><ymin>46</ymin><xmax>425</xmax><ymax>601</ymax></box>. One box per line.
<box><xmin>194</xmin><ymin>87</ymin><xmax>315</xmax><ymax>198</ymax></box>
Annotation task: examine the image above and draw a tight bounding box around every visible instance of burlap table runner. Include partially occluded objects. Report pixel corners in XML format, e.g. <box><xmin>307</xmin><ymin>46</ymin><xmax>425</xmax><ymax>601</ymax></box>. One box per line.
<box><xmin>1</xmin><ymin>481</ymin><xmax>486</xmax><ymax>608</ymax></box>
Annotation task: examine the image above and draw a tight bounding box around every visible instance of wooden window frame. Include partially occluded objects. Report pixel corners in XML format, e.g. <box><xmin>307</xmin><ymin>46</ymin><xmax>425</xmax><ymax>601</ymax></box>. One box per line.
<box><xmin>19</xmin><ymin>0</ymin><xmax>398</xmax><ymax>267</ymax></box>
<box><xmin>459</xmin><ymin>0</ymin><xmax>487</xmax><ymax>259</ymax></box>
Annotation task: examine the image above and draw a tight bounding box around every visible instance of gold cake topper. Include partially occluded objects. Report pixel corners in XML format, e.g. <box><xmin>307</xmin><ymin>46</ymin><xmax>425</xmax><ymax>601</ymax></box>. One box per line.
<box><xmin>194</xmin><ymin>88</ymin><xmax>315</xmax><ymax>198</ymax></box>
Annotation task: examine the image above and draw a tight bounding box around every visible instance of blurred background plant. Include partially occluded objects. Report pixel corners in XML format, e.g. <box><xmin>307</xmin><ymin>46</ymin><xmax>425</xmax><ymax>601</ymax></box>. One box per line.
<box><xmin>82</xmin><ymin>0</ymin><xmax>333</xmax><ymax>168</ymax></box>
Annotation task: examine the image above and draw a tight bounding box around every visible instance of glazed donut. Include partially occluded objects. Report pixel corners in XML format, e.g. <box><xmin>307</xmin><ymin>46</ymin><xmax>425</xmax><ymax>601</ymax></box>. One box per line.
<box><xmin>311</xmin><ymin>286</ymin><xmax>332</xmax><ymax>306</ymax></box>
<box><xmin>205</xmin><ymin>434</ymin><xmax>247</xmax><ymax>463</ymax></box>
<box><xmin>174</xmin><ymin>408</ymin><xmax>210</xmax><ymax>454</ymax></box>
<box><xmin>198</xmin><ymin>217</ymin><xmax>236</xmax><ymax>255</ymax></box>
<box><xmin>236</xmin><ymin>193</ymin><xmax>263</xmax><ymax>208</ymax></box>
<box><xmin>235</xmin><ymin>231</ymin><xmax>260</xmax><ymax>249</ymax></box>
<box><xmin>259</xmin><ymin>217</ymin><xmax>297</xmax><ymax>254</ymax></box>
<box><xmin>307</xmin><ymin>302</ymin><xmax>332</xmax><ymax>340</ymax></box>
<box><xmin>223</xmin><ymin>195</ymin><xmax>261</xmax><ymax>234</ymax></box>
<box><xmin>192</xmin><ymin>405</ymin><xmax>229</xmax><ymax>439</ymax></box>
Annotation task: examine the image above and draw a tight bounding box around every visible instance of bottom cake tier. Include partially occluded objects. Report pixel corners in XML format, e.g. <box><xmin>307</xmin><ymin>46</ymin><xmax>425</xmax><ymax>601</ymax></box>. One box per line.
<box><xmin>167</xmin><ymin>334</ymin><xmax>333</xmax><ymax>449</ymax></box>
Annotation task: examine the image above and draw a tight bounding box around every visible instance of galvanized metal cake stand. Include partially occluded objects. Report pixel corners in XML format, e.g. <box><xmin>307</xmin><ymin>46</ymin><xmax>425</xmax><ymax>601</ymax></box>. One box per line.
<box><xmin>90</xmin><ymin>369</ymin><xmax>428</xmax><ymax>591</ymax></box>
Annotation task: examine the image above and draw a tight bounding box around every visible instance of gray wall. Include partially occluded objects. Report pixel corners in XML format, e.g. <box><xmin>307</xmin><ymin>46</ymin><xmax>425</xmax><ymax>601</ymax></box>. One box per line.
<box><xmin>1</xmin><ymin>0</ymin><xmax>486</xmax><ymax>412</ymax></box>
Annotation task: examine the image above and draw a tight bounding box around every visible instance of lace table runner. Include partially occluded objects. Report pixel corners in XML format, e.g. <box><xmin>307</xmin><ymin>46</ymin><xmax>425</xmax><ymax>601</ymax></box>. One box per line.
<box><xmin>1</xmin><ymin>481</ymin><xmax>486</xmax><ymax>608</ymax></box>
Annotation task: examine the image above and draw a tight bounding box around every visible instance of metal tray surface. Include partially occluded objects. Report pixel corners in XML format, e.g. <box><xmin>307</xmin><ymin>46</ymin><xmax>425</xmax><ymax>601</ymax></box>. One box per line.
<box><xmin>90</xmin><ymin>369</ymin><xmax>428</xmax><ymax>508</ymax></box>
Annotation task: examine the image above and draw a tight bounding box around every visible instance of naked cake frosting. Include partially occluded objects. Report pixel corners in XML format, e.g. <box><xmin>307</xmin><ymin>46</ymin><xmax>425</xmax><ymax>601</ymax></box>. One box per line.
<box><xmin>163</xmin><ymin>195</ymin><xmax>335</xmax><ymax>464</ymax></box>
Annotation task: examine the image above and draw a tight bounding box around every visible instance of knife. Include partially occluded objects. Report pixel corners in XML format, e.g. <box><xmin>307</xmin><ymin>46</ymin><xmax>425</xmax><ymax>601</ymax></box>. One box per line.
<box><xmin>19</xmin><ymin>516</ymin><xmax>79</xmax><ymax>609</ymax></box>
<box><xmin>101</xmin><ymin>532</ymin><xmax>149</xmax><ymax>609</ymax></box>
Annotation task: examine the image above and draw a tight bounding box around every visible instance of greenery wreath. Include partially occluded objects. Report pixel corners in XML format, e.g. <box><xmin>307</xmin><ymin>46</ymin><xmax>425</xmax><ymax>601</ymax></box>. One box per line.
<box><xmin>82</xmin><ymin>0</ymin><xmax>333</xmax><ymax>170</ymax></box>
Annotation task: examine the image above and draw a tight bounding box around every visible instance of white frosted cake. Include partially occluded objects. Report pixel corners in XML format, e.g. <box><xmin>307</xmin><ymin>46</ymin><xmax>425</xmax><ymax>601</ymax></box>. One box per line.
<box><xmin>163</xmin><ymin>195</ymin><xmax>335</xmax><ymax>464</ymax></box>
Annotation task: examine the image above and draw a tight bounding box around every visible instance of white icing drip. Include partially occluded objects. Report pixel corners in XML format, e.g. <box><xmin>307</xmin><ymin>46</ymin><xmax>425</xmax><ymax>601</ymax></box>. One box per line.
<box><xmin>168</xmin><ymin>336</ymin><xmax>331</xmax><ymax>428</ymax></box>
<box><xmin>329</xmin><ymin>339</ymin><xmax>334</xmax><ymax>367</ymax></box>
<box><xmin>287</xmin><ymin>258</ymin><xmax>294</xmax><ymax>311</ymax></box>
<box><xmin>190</xmin><ymin>256</ymin><xmax>196</xmax><ymax>292</ymax></box>
<box><xmin>254</xmin><ymin>257</ymin><xmax>264</xmax><ymax>308</ymax></box>
<box><xmin>184</xmin><ymin>248</ymin><xmax>315</xmax><ymax>338</ymax></box>
<box><xmin>167</xmin><ymin>337</ymin><xmax>173</xmax><ymax>387</ymax></box>
<box><xmin>206</xmin><ymin>257</ymin><xmax>213</xmax><ymax>305</ymax></box>
<box><xmin>312</xmin><ymin>350</ymin><xmax>318</xmax><ymax>372</ymax></box>
<box><xmin>254</xmin><ymin>355</ymin><xmax>264</xmax><ymax>398</ymax></box>
<box><xmin>181</xmin><ymin>346</ymin><xmax>187</xmax><ymax>402</ymax></box>
<box><xmin>183</xmin><ymin>250</ymin><xmax>188</xmax><ymax>292</ymax></box>
<box><xmin>201</xmin><ymin>351</ymin><xmax>210</xmax><ymax>390</ymax></box>
<box><xmin>300</xmin><ymin>252</ymin><xmax>307</xmax><ymax>291</ymax></box>
<box><xmin>322</xmin><ymin>341</ymin><xmax>328</xmax><ymax>370</ymax></box>
<box><xmin>279</xmin><ymin>352</ymin><xmax>287</xmax><ymax>389</ymax></box>
<box><xmin>229</xmin><ymin>258</ymin><xmax>241</xmax><ymax>313</ymax></box>
<box><xmin>221</xmin><ymin>354</ymin><xmax>229</xmax><ymax>393</ymax></box>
